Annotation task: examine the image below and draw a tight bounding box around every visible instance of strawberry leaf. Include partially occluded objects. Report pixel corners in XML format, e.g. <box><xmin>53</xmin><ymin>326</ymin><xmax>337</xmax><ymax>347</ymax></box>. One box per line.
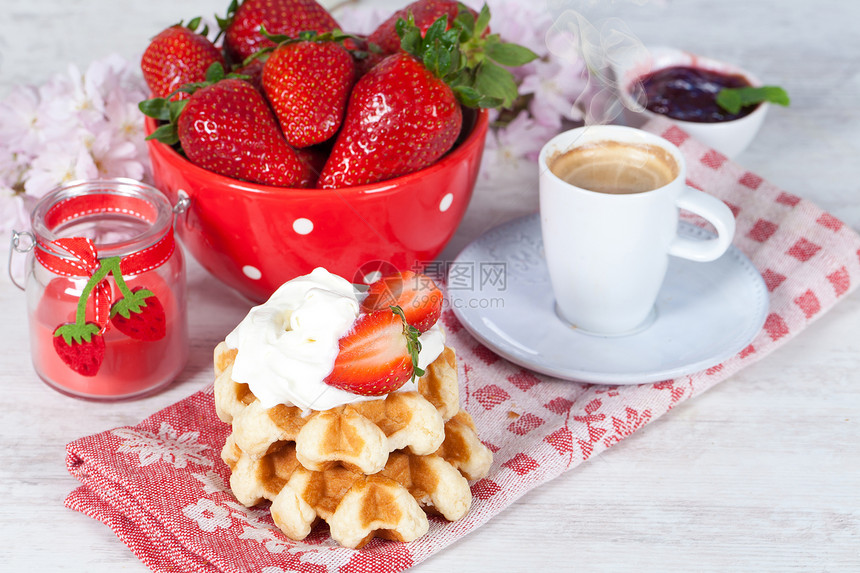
<box><xmin>215</xmin><ymin>0</ymin><xmax>239</xmax><ymax>35</ymax></box>
<box><xmin>485</xmin><ymin>39</ymin><xmax>539</xmax><ymax>67</ymax></box>
<box><xmin>453</xmin><ymin>7</ymin><xmax>476</xmax><ymax>40</ymax></box>
<box><xmin>147</xmin><ymin>123</ymin><xmax>180</xmax><ymax>145</ymax></box>
<box><xmin>422</xmin><ymin>16</ymin><xmax>449</xmax><ymax>49</ymax></box>
<box><xmin>139</xmin><ymin>98</ymin><xmax>170</xmax><ymax>121</ymax></box>
<box><xmin>474</xmin><ymin>3</ymin><xmax>491</xmax><ymax>36</ymax></box>
<box><xmin>205</xmin><ymin>61</ymin><xmax>227</xmax><ymax>82</ymax></box>
<box><xmin>451</xmin><ymin>85</ymin><xmax>483</xmax><ymax>107</ymax></box>
<box><xmin>397</xmin><ymin>15</ymin><xmax>424</xmax><ymax>57</ymax></box>
<box><xmin>395</xmin><ymin>2</ymin><xmax>535</xmax><ymax>109</ymax></box>
<box><xmin>473</xmin><ymin>60</ymin><xmax>519</xmax><ymax>108</ymax></box>
<box><xmin>168</xmin><ymin>99</ymin><xmax>188</xmax><ymax>124</ymax></box>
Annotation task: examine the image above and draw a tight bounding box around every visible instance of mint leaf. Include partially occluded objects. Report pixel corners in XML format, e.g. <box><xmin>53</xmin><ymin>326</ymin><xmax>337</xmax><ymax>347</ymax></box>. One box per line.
<box><xmin>716</xmin><ymin>86</ymin><xmax>790</xmax><ymax>114</ymax></box>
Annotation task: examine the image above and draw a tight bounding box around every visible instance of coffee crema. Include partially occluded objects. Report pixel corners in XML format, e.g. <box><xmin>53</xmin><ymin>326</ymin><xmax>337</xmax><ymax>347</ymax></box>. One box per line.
<box><xmin>548</xmin><ymin>141</ymin><xmax>679</xmax><ymax>195</ymax></box>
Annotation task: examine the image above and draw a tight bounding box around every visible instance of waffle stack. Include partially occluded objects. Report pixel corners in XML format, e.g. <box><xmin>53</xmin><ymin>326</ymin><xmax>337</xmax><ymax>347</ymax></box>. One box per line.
<box><xmin>213</xmin><ymin>341</ymin><xmax>493</xmax><ymax>548</ymax></box>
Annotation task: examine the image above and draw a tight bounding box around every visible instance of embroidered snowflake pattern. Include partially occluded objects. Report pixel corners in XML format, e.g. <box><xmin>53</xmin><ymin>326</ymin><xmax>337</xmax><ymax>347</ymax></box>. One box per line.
<box><xmin>223</xmin><ymin>501</ymin><xmax>290</xmax><ymax>553</ymax></box>
<box><xmin>112</xmin><ymin>422</ymin><xmax>213</xmax><ymax>468</ymax></box>
<box><xmin>190</xmin><ymin>469</ymin><xmax>229</xmax><ymax>495</ymax></box>
<box><xmin>222</xmin><ymin>501</ymin><xmax>315</xmax><ymax>555</ymax></box>
<box><xmin>182</xmin><ymin>498</ymin><xmax>233</xmax><ymax>533</ymax></box>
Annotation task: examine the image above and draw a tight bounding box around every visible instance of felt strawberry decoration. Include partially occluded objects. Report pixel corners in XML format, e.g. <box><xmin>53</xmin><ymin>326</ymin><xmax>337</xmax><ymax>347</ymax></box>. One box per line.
<box><xmin>110</xmin><ymin>287</ymin><xmax>167</xmax><ymax>342</ymax></box>
<box><xmin>53</xmin><ymin>322</ymin><xmax>106</xmax><ymax>377</ymax></box>
<box><xmin>317</xmin><ymin>4</ymin><xmax>537</xmax><ymax>188</ymax></box>
<box><xmin>323</xmin><ymin>306</ymin><xmax>424</xmax><ymax>396</ymax></box>
<box><xmin>50</xmin><ymin>249</ymin><xmax>167</xmax><ymax>376</ymax></box>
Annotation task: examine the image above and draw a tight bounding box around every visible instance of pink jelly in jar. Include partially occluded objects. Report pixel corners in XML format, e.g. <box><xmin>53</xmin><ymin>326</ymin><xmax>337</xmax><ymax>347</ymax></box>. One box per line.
<box><xmin>22</xmin><ymin>179</ymin><xmax>188</xmax><ymax>400</ymax></box>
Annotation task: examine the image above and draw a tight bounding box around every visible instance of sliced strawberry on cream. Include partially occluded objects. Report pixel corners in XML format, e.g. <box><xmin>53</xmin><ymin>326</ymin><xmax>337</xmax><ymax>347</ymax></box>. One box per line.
<box><xmin>323</xmin><ymin>307</ymin><xmax>423</xmax><ymax>396</ymax></box>
<box><xmin>361</xmin><ymin>271</ymin><xmax>443</xmax><ymax>333</ymax></box>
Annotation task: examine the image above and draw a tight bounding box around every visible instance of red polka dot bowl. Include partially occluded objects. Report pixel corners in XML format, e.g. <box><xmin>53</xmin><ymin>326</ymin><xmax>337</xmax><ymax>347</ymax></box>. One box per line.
<box><xmin>144</xmin><ymin>108</ymin><xmax>488</xmax><ymax>302</ymax></box>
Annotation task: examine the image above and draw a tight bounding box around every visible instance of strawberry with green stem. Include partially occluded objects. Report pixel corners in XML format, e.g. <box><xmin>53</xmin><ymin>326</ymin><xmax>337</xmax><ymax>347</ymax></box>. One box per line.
<box><xmin>141</xmin><ymin>62</ymin><xmax>314</xmax><ymax>187</ymax></box>
<box><xmin>257</xmin><ymin>29</ymin><xmax>357</xmax><ymax>148</ymax></box>
<box><xmin>368</xmin><ymin>0</ymin><xmax>479</xmax><ymax>55</ymax></box>
<box><xmin>109</xmin><ymin>272</ymin><xmax>166</xmax><ymax>342</ymax></box>
<box><xmin>317</xmin><ymin>3</ymin><xmax>537</xmax><ymax>188</ymax></box>
<box><xmin>141</xmin><ymin>17</ymin><xmax>225</xmax><ymax>101</ymax></box>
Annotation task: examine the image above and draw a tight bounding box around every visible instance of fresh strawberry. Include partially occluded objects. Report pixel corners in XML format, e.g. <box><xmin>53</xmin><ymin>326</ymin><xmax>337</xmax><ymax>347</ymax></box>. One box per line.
<box><xmin>179</xmin><ymin>78</ymin><xmax>313</xmax><ymax>186</ymax></box>
<box><xmin>219</xmin><ymin>0</ymin><xmax>339</xmax><ymax>63</ymax></box>
<box><xmin>141</xmin><ymin>19</ymin><xmax>225</xmax><ymax>100</ymax></box>
<box><xmin>324</xmin><ymin>307</ymin><xmax>423</xmax><ymax>396</ymax></box>
<box><xmin>317</xmin><ymin>5</ymin><xmax>536</xmax><ymax>188</ymax></box>
<box><xmin>262</xmin><ymin>35</ymin><xmax>356</xmax><ymax>148</ymax></box>
<box><xmin>110</xmin><ymin>287</ymin><xmax>166</xmax><ymax>342</ymax></box>
<box><xmin>53</xmin><ymin>322</ymin><xmax>105</xmax><ymax>377</ymax></box>
<box><xmin>361</xmin><ymin>271</ymin><xmax>443</xmax><ymax>333</ymax></box>
<box><xmin>368</xmin><ymin>0</ymin><xmax>477</xmax><ymax>55</ymax></box>
<box><xmin>296</xmin><ymin>145</ymin><xmax>328</xmax><ymax>185</ymax></box>
<box><xmin>317</xmin><ymin>51</ymin><xmax>461</xmax><ymax>188</ymax></box>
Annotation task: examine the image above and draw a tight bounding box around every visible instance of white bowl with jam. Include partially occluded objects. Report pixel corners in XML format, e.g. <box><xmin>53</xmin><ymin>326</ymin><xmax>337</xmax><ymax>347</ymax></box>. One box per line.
<box><xmin>612</xmin><ymin>46</ymin><xmax>769</xmax><ymax>158</ymax></box>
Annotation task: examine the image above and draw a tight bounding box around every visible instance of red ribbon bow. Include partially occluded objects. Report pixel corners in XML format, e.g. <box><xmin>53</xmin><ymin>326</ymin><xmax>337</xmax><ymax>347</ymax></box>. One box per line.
<box><xmin>34</xmin><ymin>232</ymin><xmax>175</xmax><ymax>330</ymax></box>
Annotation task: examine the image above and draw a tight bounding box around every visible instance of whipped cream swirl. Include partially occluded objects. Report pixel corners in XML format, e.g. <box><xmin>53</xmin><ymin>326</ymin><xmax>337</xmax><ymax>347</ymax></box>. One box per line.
<box><xmin>225</xmin><ymin>267</ymin><xmax>445</xmax><ymax>412</ymax></box>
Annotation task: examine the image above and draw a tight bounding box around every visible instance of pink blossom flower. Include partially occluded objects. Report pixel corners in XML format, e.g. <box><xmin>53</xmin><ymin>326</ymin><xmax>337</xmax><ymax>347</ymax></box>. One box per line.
<box><xmin>331</xmin><ymin>5</ymin><xmax>389</xmax><ymax>35</ymax></box>
<box><xmin>89</xmin><ymin>130</ymin><xmax>145</xmax><ymax>182</ymax></box>
<box><xmin>519</xmin><ymin>58</ymin><xmax>589</xmax><ymax>127</ymax></box>
<box><xmin>0</xmin><ymin>185</ymin><xmax>29</xmax><ymax>235</ymax></box>
<box><xmin>24</xmin><ymin>142</ymin><xmax>97</xmax><ymax>198</ymax></box>
<box><xmin>0</xmin><ymin>85</ymin><xmax>44</xmax><ymax>156</ymax></box>
<box><xmin>481</xmin><ymin>113</ymin><xmax>557</xmax><ymax>178</ymax></box>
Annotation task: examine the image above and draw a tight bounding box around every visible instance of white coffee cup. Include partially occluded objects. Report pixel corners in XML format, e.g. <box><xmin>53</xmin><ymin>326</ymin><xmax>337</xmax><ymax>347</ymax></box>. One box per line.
<box><xmin>539</xmin><ymin>125</ymin><xmax>736</xmax><ymax>336</ymax></box>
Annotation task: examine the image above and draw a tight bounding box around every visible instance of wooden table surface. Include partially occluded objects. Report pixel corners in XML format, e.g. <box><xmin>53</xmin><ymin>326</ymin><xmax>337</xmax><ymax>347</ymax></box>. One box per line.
<box><xmin>1</xmin><ymin>0</ymin><xmax>858</xmax><ymax>571</ymax></box>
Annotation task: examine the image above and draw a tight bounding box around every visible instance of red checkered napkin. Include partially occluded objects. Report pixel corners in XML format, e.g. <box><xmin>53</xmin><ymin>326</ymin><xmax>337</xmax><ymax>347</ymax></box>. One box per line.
<box><xmin>66</xmin><ymin>116</ymin><xmax>860</xmax><ymax>572</ymax></box>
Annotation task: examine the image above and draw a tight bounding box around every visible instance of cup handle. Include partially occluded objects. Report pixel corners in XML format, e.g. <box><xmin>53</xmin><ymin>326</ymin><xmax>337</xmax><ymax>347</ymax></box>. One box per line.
<box><xmin>668</xmin><ymin>187</ymin><xmax>736</xmax><ymax>262</ymax></box>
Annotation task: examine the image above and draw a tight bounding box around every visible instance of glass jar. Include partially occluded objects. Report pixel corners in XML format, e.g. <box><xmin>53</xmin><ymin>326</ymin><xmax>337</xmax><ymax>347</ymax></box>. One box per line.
<box><xmin>14</xmin><ymin>179</ymin><xmax>188</xmax><ymax>400</ymax></box>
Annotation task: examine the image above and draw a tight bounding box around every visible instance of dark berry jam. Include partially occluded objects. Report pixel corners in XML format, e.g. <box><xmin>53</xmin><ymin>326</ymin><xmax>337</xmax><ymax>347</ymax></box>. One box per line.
<box><xmin>635</xmin><ymin>66</ymin><xmax>755</xmax><ymax>123</ymax></box>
